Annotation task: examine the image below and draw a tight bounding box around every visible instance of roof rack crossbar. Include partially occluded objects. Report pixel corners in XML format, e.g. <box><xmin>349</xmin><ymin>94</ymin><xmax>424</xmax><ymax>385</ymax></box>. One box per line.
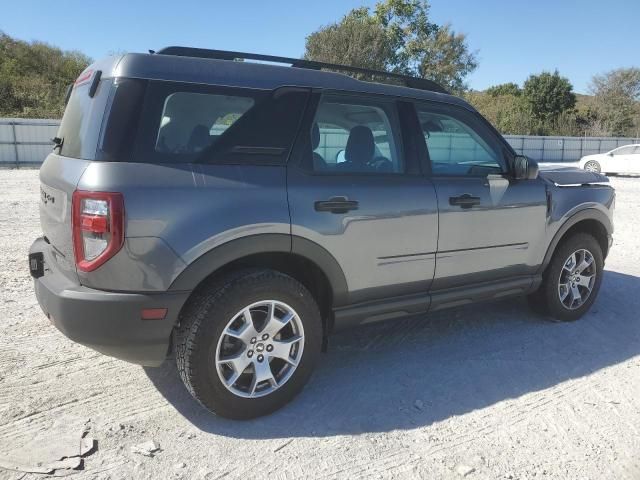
<box><xmin>155</xmin><ymin>46</ymin><xmax>448</xmax><ymax>94</ymax></box>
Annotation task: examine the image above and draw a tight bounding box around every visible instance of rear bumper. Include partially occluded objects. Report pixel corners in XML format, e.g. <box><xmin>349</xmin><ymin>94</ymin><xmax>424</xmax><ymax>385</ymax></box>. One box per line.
<box><xmin>30</xmin><ymin>237</ymin><xmax>190</xmax><ymax>366</ymax></box>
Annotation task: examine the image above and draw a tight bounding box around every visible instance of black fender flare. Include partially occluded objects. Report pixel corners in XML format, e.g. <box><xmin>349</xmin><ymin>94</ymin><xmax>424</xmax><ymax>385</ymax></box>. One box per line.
<box><xmin>169</xmin><ymin>234</ymin><xmax>349</xmax><ymax>306</ymax></box>
<box><xmin>539</xmin><ymin>208</ymin><xmax>612</xmax><ymax>273</ymax></box>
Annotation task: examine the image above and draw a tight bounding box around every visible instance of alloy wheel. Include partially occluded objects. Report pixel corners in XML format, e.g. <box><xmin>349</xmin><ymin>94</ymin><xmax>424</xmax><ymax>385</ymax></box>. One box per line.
<box><xmin>215</xmin><ymin>300</ymin><xmax>305</xmax><ymax>398</ymax></box>
<box><xmin>557</xmin><ymin>249</ymin><xmax>596</xmax><ymax>310</ymax></box>
<box><xmin>585</xmin><ymin>161</ymin><xmax>600</xmax><ymax>173</ymax></box>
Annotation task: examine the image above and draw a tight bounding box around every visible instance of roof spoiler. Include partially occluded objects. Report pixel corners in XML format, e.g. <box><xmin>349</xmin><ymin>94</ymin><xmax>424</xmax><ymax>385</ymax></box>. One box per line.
<box><xmin>154</xmin><ymin>46</ymin><xmax>448</xmax><ymax>95</ymax></box>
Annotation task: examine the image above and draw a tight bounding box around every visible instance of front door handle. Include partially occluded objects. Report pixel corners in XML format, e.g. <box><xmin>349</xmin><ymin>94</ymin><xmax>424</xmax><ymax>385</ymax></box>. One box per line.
<box><xmin>449</xmin><ymin>194</ymin><xmax>481</xmax><ymax>209</ymax></box>
<box><xmin>314</xmin><ymin>196</ymin><xmax>359</xmax><ymax>214</ymax></box>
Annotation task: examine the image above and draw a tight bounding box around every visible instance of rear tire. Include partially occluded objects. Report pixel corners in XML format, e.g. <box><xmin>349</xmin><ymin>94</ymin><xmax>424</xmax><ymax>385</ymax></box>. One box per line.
<box><xmin>528</xmin><ymin>233</ymin><xmax>604</xmax><ymax>322</ymax></box>
<box><xmin>175</xmin><ymin>269</ymin><xmax>322</xmax><ymax>419</ymax></box>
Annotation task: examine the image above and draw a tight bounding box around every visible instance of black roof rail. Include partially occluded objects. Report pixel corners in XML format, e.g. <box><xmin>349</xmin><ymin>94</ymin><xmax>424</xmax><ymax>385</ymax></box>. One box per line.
<box><xmin>155</xmin><ymin>46</ymin><xmax>448</xmax><ymax>95</ymax></box>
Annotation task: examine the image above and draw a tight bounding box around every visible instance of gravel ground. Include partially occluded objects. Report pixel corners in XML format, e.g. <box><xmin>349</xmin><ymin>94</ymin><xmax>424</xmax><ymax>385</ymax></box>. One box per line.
<box><xmin>0</xmin><ymin>169</ymin><xmax>639</xmax><ymax>480</ymax></box>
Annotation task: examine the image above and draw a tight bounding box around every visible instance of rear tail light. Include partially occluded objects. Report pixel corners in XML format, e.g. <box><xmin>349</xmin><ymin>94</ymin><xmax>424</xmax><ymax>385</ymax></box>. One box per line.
<box><xmin>72</xmin><ymin>191</ymin><xmax>124</xmax><ymax>272</ymax></box>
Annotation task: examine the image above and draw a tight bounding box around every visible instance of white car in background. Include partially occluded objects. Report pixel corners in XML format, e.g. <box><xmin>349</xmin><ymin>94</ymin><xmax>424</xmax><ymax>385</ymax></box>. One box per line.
<box><xmin>579</xmin><ymin>144</ymin><xmax>640</xmax><ymax>174</ymax></box>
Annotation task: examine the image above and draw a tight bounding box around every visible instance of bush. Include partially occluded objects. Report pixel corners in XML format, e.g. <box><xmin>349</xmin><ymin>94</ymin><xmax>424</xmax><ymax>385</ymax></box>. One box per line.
<box><xmin>0</xmin><ymin>32</ymin><xmax>91</xmax><ymax>118</ymax></box>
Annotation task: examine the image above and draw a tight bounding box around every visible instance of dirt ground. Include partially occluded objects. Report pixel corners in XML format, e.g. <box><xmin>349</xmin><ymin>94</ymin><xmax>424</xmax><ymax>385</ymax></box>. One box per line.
<box><xmin>0</xmin><ymin>169</ymin><xmax>639</xmax><ymax>480</ymax></box>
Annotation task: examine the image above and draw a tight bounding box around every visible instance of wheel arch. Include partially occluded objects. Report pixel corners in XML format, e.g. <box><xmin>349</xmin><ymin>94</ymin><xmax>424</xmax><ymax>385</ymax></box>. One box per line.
<box><xmin>169</xmin><ymin>234</ymin><xmax>348</xmax><ymax>332</ymax></box>
<box><xmin>540</xmin><ymin>209</ymin><xmax>612</xmax><ymax>273</ymax></box>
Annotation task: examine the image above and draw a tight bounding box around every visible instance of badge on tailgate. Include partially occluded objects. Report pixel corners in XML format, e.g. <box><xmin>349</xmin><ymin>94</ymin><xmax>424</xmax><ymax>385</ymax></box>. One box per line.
<box><xmin>40</xmin><ymin>184</ymin><xmax>66</xmax><ymax>222</ymax></box>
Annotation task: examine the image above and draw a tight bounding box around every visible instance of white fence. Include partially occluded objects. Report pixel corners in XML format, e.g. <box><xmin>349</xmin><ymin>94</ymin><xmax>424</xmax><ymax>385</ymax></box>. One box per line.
<box><xmin>0</xmin><ymin>118</ymin><xmax>60</xmax><ymax>166</ymax></box>
<box><xmin>504</xmin><ymin>135</ymin><xmax>640</xmax><ymax>163</ymax></box>
<box><xmin>1</xmin><ymin>117</ymin><xmax>639</xmax><ymax>166</ymax></box>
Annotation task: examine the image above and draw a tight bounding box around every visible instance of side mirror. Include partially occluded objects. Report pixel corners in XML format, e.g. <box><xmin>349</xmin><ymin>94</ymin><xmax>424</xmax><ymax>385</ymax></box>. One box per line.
<box><xmin>513</xmin><ymin>155</ymin><xmax>538</xmax><ymax>180</ymax></box>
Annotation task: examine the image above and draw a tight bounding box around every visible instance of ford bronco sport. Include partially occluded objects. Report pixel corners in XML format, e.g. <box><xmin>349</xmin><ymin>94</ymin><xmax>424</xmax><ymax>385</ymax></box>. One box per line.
<box><xmin>30</xmin><ymin>47</ymin><xmax>615</xmax><ymax>419</ymax></box>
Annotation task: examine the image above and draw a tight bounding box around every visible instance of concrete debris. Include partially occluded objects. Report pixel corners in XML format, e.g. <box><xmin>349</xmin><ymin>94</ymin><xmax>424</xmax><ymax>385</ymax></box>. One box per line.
<box><xmin>0</xmin><ymin>429</ymin><xmax>96</xmax><ymax>476</ymax></box>
<box><xmin>131</xmin><ymin>440</ymin><xmax>161</xmax><ymax>457</ymax></box>
<box><xmin>455</xmin><ymin>464</ymin><xmax>476</xmax><ymax>477</ymax></box>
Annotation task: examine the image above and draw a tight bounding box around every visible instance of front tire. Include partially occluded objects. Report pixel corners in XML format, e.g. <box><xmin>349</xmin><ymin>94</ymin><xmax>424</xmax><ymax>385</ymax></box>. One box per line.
<box><xmin>528</xmin><ymin>233</ymin><xmax>604</xmax><ymax>322</ymax></box>
<box><xmin>175</xmin><ymin>269</ymin><xmax>322</xmax><ymax>419</ymax></box>
<box><xmin>584</xmin><ymin>160</ymin><xmax>601</xmax><ymax>173</ymax></box>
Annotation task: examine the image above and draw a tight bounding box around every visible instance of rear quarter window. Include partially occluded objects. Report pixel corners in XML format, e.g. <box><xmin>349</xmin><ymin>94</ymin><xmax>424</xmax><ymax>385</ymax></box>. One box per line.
<box><xmin>155</xmin><ymin>92</ymin><xmax>255</xmax><ymax>154</ymax></box>
<box><xmin>133</xmin><ymin>81</ymin><xmax>309</xmax><ymax>165</ymax></box>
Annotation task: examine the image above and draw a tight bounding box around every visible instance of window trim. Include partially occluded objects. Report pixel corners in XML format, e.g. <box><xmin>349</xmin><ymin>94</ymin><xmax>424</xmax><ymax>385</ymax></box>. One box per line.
<box><xmin>410</xmin><ymin>100</ymin><xmax>513</xmax><ymax>178</ymax></box>
<box><xmin>294</xmin><ymin>90</ymin><xmax>417</xmax><ymax>177</ymax></box>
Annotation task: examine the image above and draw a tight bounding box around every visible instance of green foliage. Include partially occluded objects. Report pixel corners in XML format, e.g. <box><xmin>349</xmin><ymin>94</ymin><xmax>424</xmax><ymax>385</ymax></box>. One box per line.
<box><xmin>305</xmin><ymin>0</ymin><xmax>477</xmax><ymax>92</ymax></box>
<box><xmin>0</xmin><ymin>32</ymin><xmax>91</xmax><ymax>118</ymax></box>
<box><xmin>486</xmin><ymin>82</ymin><xmax>521</xmax><ymax>97</ymax></box>
<box><xmin>589</xmin><ymin>68</ymin><xmax>640</xmax><ymax>136</ymax></box>
<box><xmin>467</xmin><ymin>76</ymin><xmax>618</xmax><ymax>137</ymax></box>
<box><xmin>465</xmin><ymin>91</ymin><xmax>530</xmax><ymax>134</ymax></box>
<box><xmin>303</xmin><ymin>7</ymin><xmax>394</xmax><ymax>74</ymax></box>
<box><xmin>522</xmin><ymin>70</ymin><xmax>576</xmax><ymax>123</ymax></box>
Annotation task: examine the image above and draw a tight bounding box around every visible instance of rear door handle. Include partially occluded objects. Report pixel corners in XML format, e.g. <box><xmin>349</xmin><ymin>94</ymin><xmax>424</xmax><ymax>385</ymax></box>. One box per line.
<box><xmin>314</xmin><ymin>196</ymin><xmax>359</xmax><ymax>214</ymax></box>
<box><xmin>449</xmin><ymin>194</ymin><xmax>481</xmax><ymax>209</ymax></box>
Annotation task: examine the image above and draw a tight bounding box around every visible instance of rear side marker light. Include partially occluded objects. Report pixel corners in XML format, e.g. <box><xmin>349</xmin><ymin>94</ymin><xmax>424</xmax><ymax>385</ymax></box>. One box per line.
<box><xmin>72</xmin><ymin>191</ymin><xmax>124</xmax><ymax>272</ymax></box>
<box><xmin>141</xmin><ymin>308</ymin><xmax>168</xmax><ymax>320</ymax></box>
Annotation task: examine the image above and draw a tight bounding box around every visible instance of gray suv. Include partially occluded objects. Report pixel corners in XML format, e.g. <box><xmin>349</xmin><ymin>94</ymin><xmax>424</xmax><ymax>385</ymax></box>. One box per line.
<box><xmin>30</xmin><ymin>47</ymin><xmax>615</xmax><ymax>419</ymax></box>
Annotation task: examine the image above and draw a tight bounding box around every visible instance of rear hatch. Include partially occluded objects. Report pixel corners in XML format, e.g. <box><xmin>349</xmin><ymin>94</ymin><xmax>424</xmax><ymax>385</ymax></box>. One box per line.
<box><xmin>39</xmin><ymin>67</ymin><xmax>112</xmax><ymax>282</ymax></box>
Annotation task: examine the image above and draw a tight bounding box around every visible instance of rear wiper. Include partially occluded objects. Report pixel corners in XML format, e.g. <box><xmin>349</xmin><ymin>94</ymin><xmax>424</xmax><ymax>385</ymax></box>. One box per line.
<box><xmin>64</xmin><ymin>84</ymin><xmax>73</xmax><ymax>106</ymax></box>
<box><xmin>52</xmin><ymin>136</ymin><xmax>64</xmax><ymax>152</ymax></box>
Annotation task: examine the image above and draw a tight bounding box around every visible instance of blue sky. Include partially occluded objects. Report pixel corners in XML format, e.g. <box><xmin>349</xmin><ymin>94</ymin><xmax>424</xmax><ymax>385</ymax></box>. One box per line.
<box><xmin>2</xmin><ymin>0</ymin><xmax>638</xmax><ymax>93</ymax></box>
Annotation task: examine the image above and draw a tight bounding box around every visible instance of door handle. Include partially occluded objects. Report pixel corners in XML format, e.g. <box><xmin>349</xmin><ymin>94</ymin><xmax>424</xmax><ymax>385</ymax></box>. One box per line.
<box><xmin>314</xmin><ymin>196</ymin><xmax>359</xmax><ymax>214</ymax></box>
<box><xmin>449</xmin><ymin>194</ymin><xmax>481</xmax><ymax>209</ymax></box>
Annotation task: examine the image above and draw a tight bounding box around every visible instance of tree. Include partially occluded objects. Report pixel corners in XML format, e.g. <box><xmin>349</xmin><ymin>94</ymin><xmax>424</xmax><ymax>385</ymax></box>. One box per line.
<box><xmin>589</xmin><ymin>67</ymin><xmax>640</xmax><ymax>136</ymax></box>
<box><xmin>486</xmin><ymin>82</ymin><xmax>521</xmax><ymax>97</ymax></box>
<box><xmin>0</xmin><ymin>32</ymin><xmax>91</xmax><ymax>118</ymax></box>
<box><xmin>303</xmin><ymin>7</ymin><xmax>394</xmax><ymax>74</ymax></box>
<box><xmin>465</xmin><ymin>91</ymin><xmax>531</xmax><ymax>134</ymax></box>
<box><xmin>522</xmin><ymin>70</ymin><xmax>576</xmax><ymax>123</ymax></box>
<box><xmin>468</xmin><ymin>78</ymin><xmax>593</xmax><ymax>136</ymax></box>
<box><xmin>304</xmin><ymin>0</ymin><xmax>478</xmax><ymax>92</ymax></box>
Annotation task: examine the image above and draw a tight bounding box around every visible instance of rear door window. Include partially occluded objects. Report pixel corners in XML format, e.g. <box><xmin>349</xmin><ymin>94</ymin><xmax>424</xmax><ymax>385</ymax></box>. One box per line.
<box><xmin>309</xmin><ymin>95</ymin><xmax>404</xmax><ymax>174</ymax></box>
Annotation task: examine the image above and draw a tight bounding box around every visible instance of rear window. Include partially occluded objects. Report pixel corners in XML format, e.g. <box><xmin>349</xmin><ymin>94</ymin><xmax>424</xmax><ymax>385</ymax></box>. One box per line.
<box><xmin>57</xmin><ymin>77</ymin><xmax>111</xmax><ymax>159</ymax></box>
<box><xmin>133</xmin><ymin>81</ymin><xmax>309</xmax><ymax>165</ymax></box>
